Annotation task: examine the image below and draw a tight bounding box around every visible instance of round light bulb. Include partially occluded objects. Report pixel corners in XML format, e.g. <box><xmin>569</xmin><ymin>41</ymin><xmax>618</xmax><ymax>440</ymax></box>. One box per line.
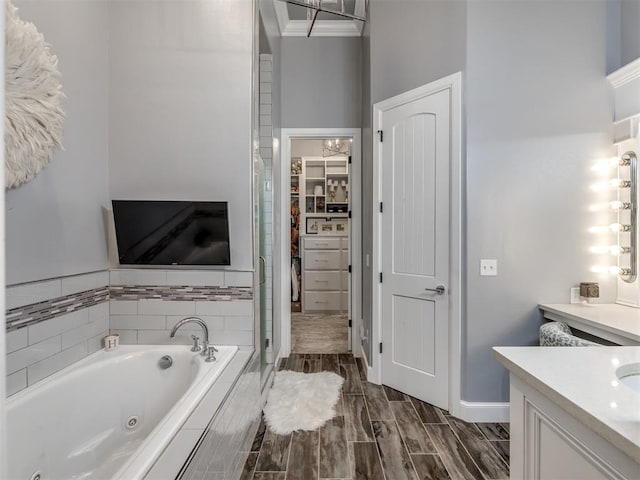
<box><xmin>609</xmin><ymin>201</ymin><xmax>626</xmax><ymax>210</ymax></box>
<box><xmin>609</xmin><ymin>266</ymin><xmax>623</xmax><ymax>275</ymax></box>
<box><xmin>609</xmin><ymin>223</ymin><xmax>630</xmax><ymax>232</ymax></box>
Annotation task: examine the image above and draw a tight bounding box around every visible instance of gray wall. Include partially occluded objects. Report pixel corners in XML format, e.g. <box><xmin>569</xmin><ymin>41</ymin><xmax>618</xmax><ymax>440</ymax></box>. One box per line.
<box><xmin>464</xmin><ymin>0</ymin><xmax>616</xmax><ymax>402</ymax></box>
<box><xmin>621</xmin><ymin>0</ymin><xmax>640</xmax><ymax>66</ymax></box>
<box><xmin>281</xmin><ymin>37</ymin><xmax>362</xmax><ymax>128</ymax></box>
<box><xmin>6</xmin><ymin>0</ymin><xmax>110</xmax><ymax>285</ymax></box>
<box><xmin>360</xmin><ymin>0</ymin><xmax>467</xmax><ymax>363</ymax></box>
<box><xmin>108</xmin><ymin>0</ymin><xmax>254</xmax><ymax>271</ymax></box>
<box><xmin>362</xmin><ymin>0</ymin><xmax>617</xmax><ymax>403</ymax></box>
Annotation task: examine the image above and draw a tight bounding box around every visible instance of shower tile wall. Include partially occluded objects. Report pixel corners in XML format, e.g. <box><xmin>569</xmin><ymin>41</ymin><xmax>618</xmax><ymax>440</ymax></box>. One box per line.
<box><xmin>108</xmin><ymin>269</ymin><xmax>254</xmax><ymax>348</ymax></box>
<box><xmin>260</xmin><ymin>53</ymin><xmax>274</xmax><ymax>364</ymax></box>
<box><xmin>5</xmin><ymin>271</ymin><xmax>110</xmax><ymax>396</ymax></box>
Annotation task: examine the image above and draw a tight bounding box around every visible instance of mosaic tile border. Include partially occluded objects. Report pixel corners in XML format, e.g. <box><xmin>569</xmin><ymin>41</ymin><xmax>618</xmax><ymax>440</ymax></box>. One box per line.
<box><xmin>6</xmin><ymin>286</ymin><xmax>109</xmax><ymax>333</ymax></box>
<box><xmin>5</xmin><ymin>284</ymin><xmax>254</xmax><ymax>333</ymax></box>
<box><xmin>109</xmin><ymin>285</ymin><xmax>253</xmax><ymax>301</ymax></box>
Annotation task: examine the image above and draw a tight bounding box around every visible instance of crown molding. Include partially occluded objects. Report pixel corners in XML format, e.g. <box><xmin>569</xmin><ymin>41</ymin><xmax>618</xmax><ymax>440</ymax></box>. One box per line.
<box><xmin>607</xmin><ymin>57</ymin><xmax>640</xmax><ymax>88</ymax></box>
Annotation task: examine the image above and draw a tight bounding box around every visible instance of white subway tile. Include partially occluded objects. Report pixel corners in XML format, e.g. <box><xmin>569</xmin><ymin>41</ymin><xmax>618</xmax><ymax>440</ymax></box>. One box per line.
<box><xmin>259</xmin><ymin>125</ymin><xmax>272</xmax><ymax>137</ymax></box>
<box><xmin>6</xmin><ymin>279</ymin><xmax>62</xmax><ymax>309</ymax></box>
<box><xmin>137</xmin><ymin>329</ymin><xmax>200</xmax><ymax>345</ymax></box>
<box><xmin>28</xmin><ymin>309</ymin><xmax>89</xmax><ymax>345</ymax></box>
<box><xmin>110</xmin><ymin>269</ymin><xmax>167</xmax><ymax>286</ymax></box>
<box><xmin>6</xmin><ymin>328</ymin><xmax>28</xmax><ymax>353</ymax></box>
<box><xmin>28</xmin><ymin>343</ymin><xmax>88</xmax><ymax>385</ymax></box>
<box><xmin>259</xmin><ymin>93</ymin><xmax>271</xmax><ymax>105</ymax></box>
<box><xmin>111</xmin><ymin>329</ymin><xmax>138</xmax><ymax>345</ymax></box>
<box><xmin>61</xmin><ymin>315</ymin><xmax>109</xmax><ymax>349</ymax></box>
<box><xmin>138</xmin><ymin>300</ymin><xmax>195</xmax><ymax>316</ymax></box>
<box><xmin>261</xmin><ymin>71</ymin><xmax>272</xmax><ymax>83</ymax></box>
<box><xmin>166</xmin><ymin>271</ymin><xmax>224</xmax><ymax>286</ymax></box>
<box><xmin>260</xmin><ymin>103</ymin><xmax>272</xmax><ymax>116</ymax></box>
<box><xmin>195</xmin><ymin>300</ymin><xmax>253</xmax><ymax>317</ymax></box>
<box><xmin>109</xmin><ymin>300</ymin><xmax>138</xmax><ymax>315</ymax></box>
<box><xmin>259</xmin><ymin>82</ymin><xmax>272</xmax><ymax>94</ymax></box>
<box><xmin>260</xmin><ymin>147</ymin><xmax>272</xmax><ymax>159</ymax></box>
<box><xmin>259</xmin><ymin>115</ymin><xmax>272</xmax><ymax>127</ymax></box>
<box><xmin>87</xmin><ymin>332</ymin><xmax>108</xmax><ymax>354</ymax></box>
<box><xmin>259</xmin><ymin>61</ymin><xmax>272</xmax><ymax>73</ymax></box>
<box><xmin>110</xmin><ymin>315</ymin><xmax>166</xmax><ymax>330</ymax></box>
<box><xmin>60</xmin><ymin>271</ymin><xmax>109</xmax><ymax>295</ymax></box>
<box><xmin>88</xmin><ymin>302</ymin><xmax>109</xmax><ymax>322</ymax></box>
<box><xmin>7</xmin><ymin>337</ymin><xmax>61</xmax><ymax>374</ymax></box>
<box><xmin>215</xmin><ymin>330</ymin><xmax>253</xmax><ymax>346</ymax></box>
<box><xmin>259</xmin><ymin>53</ymin><xmax>272</xmax><ymax>61</ymax></box>
<box><xmin>166</xmin><ymin>315</ymin><xmax>224</xmax><ymax>332</ymax></box>
<box><xmin>6</xmin><ymin>369</ymin><xmax>27</xmax><ymax>396</ymax></box>
<box><xmin>223</xmin><ymin>271</ymin><xmax>253</xmax><ymax>287</ymax></box>
<box><xmin>224</xmin><ymin>316</ymin><xmax>253</xmax><ymax>331</ymax></box>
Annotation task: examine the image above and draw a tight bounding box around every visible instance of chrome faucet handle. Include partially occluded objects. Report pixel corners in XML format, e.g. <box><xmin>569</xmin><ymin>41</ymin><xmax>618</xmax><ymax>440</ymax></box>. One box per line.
<box><xmin>205</xmin><ymin>345</ymin><xmax>217</xmax><ymax>363</ymax></box>
<box><xmin>201</xmin><ymin>340</ymin><xmax>218</xmax><ymax>356</ymax></box>
<box><xmin>190</xmin><ymin>335</ymin><xmax>202</xmax><ymax>352</ymax></box>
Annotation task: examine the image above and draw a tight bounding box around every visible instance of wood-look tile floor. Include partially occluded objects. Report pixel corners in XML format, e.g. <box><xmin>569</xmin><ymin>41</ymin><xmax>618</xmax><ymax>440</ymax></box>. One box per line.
<box><xmin>291</xmin><ymin>313</ymin><xmax>348</xmax><ymax>353</ymax></box>
<box><xmin>241</xmin><ymin>353</ymin><xmax>510</xmax><ymax>480</ymax></box>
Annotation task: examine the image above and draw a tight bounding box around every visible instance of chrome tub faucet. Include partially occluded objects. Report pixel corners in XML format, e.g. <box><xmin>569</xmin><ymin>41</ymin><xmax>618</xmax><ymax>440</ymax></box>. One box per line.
<box><xmin>169</xmin><ymin>316</ymin><xmax>217</xmax><ymax>362</ymax></box>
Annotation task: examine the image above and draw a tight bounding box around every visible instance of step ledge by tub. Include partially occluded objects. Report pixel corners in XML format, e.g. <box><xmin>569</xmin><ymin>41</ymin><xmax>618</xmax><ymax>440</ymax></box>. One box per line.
<box><xmin>143</xmin><ymin>349</ymin><xmax>254</xmax><ymax>480</ymax></box>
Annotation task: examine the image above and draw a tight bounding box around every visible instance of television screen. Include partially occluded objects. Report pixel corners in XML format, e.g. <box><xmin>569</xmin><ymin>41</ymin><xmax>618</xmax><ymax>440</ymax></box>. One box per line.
<box><xmin>111</xmin><ymin>200</ymin><xmax>231</xmax><ymax>266</ymax></box>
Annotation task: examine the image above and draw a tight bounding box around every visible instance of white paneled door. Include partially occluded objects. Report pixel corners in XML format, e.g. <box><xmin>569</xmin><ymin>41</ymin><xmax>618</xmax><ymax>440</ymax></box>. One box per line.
<box><xmin>379</xmin><ymin>84</ymin><xmax>451</xmax><ymax>410</ymax></box>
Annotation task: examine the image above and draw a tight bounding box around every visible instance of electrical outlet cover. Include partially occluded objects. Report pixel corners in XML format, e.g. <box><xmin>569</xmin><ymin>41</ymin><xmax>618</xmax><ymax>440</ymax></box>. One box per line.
<box><xmin>480</xmin><ymin>259</ymin><xmax>498</xmax><ymax>276</ymax></box>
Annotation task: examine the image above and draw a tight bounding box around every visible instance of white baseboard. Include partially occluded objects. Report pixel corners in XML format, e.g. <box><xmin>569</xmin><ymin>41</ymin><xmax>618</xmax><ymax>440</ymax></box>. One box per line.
<box><xmin>455</xmin><ymin>401</ymin><xmax>510</xmax><ymax>423</ymax></box>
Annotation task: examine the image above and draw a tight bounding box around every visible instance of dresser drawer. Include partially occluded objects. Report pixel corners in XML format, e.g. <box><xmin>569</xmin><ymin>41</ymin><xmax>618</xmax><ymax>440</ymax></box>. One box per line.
<box><xmin>303</xmin><ymin>237</ymin><xmax>341</xmax><ymax>250</ymax></box>
<box><xmin>305</xmin><ymin>250</ymin><xmax>342</xmax><ymax>270</ymax></box>
<box><xmin>304</xmin><ymin>291</ymin><xmax>342</xmax><ymax>311</ymax></box>
<box><xmin>304</xmin><ymin>271</ymin><xmax>343</xmax><ymax>291</ymax></box>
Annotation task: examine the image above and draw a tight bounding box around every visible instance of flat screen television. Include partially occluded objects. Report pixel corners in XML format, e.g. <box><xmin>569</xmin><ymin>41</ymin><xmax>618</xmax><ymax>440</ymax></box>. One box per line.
<box><xmin>111</xmin><ymin>200</ymin><xmax>231</xmax><ymax>266</ymax></box>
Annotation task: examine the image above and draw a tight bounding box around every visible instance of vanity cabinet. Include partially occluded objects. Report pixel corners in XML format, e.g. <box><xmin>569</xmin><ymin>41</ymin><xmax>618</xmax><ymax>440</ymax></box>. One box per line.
<box><xmin>302</xmin><ymin>236</ymin><xmax>348</xmax><ymax>312</ymax></box>
<box><xmin>510</xmin><ymin>375</ymin><xmax>639</xmax><ymax>480</ymax></box>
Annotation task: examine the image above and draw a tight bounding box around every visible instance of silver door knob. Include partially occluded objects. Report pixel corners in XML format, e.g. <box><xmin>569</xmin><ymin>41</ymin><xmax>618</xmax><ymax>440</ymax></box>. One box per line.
<box><xmin>425</xmin><ymin>285</ymin><xmax>446</xmax><ymax>295</ymax></box>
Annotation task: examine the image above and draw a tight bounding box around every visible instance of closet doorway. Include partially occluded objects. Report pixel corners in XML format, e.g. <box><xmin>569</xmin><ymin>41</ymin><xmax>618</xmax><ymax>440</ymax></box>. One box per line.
<box><xmin>278</xmin><ymin>129</ymin><xmax>361</xmax><ymax>358</ymax></box>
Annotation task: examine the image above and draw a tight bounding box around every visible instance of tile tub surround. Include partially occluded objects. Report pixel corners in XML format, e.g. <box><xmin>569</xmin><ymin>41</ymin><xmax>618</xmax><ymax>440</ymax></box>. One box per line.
<box><xmin>109</xmin><ymin>284</ymin><xmax>254</xmax><ymax>348</ymax></box>
<box><xmin>5</xmin><ymin>269</ymin><xmax>255</xmax><ymax>395</ymax></box>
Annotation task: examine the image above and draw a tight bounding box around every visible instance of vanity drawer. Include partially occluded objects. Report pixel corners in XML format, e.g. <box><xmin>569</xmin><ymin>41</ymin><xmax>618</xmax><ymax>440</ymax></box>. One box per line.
<box><xmin>305</xmin><ymin>251</ymin><xmax>342</xmax><ymax>270</ymax></box>
<box><xmin>304</xmin><ymin>291</ymin><xmax>342</xmax><ymax>311</ymax></box>
<box><xmin>303</xmin><ymin>237</ymin><xmax>340</xmax><ymax>250</ymax></box>
<box><xmin>340</xmin><ymin>237</ymin><xmax>349</xmax><ymax>249</ymax></box>
<box><xmin>305</xmin><ymin>271</ymin><xmax>346</xmax><ymax>291</ymax></box>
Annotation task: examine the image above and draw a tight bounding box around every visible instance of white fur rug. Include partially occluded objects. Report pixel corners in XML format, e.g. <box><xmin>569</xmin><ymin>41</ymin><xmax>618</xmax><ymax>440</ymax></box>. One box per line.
<box><xmin>264</xmin><ymin>370</ymin><xmax>344</xmax><ymax>435</ymax></box>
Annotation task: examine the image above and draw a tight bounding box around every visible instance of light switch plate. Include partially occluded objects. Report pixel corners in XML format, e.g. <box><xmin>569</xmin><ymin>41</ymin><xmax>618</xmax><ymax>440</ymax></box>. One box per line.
<box><xmin>570</xmin><ymin>287</ymin><xmax>581</xmax><ymax>304</ymax></box>
<box><xmin>480</xmin><ymin>259</ymin><xmax>498</xmax><ymax>276</ymax></box>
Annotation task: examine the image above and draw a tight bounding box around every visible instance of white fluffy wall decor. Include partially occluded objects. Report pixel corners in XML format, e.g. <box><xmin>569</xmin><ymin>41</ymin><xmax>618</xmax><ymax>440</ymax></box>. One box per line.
<box><xmin>5</xmin><ymin>0</ymin><xmax>65</xmax><ymax>189</ymax></box>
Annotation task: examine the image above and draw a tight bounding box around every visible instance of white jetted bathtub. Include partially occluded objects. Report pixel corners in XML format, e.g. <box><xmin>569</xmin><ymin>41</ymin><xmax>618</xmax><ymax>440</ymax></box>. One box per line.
<box><xmin>6</xmin><ymin>344</ymin><xmax>238</xmax><ymax>480</ymax></box>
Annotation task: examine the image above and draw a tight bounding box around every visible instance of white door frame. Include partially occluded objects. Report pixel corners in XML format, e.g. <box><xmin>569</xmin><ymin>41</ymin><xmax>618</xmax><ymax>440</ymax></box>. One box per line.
<box><xmin>277</xmin><ymin>128</ymin><xmax>362</xmax><ymax>358</ymax></box>
<box><xmin>372</xmin><ymin>73</ymin><xmax>463</xmax><ymax>417</ymax></box>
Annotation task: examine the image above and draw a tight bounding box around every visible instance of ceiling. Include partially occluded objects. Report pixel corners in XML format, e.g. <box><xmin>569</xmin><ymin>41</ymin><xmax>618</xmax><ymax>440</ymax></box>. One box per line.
<box><xmin>273</xmin><ymin>0</ymin><xmax>366</xmax><ymax>37</ymax></box>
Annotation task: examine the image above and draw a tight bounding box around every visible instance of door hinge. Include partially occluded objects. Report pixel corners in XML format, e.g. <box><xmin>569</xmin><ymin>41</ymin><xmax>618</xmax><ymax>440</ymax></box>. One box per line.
<box><xmin>379</xmin><ymin>342</ymin><xmax>383</xmax><ymax>354</ymax></box>
<box><xmin>265</xmin><ymin>338</ymin><xmax>270</xmax><ymax>348</ymax></box>
<box><xmin>377</xmin><ymin>130</ymin><xmax>383</xmax><ymax>142</ymax></box>
<box><xmin>379</xmin><ymin>272</ymin><xmax>383</xmax><ymax>283</ymax></box>
<box><xmin>348</xmin><ymin>155</ymin><xmax>352</xmax><ymax>164</ymax></box>
<box><xmin>348</xmin><ymin>210</ymin><xmax>352</xmax><ymax>219</ymax></box>
<box><xmin>348</xmin><ymin>319</ymin><xmax>352</xmax><ymax>328</ymax></box>
<box><xmin>379</xmin><ymin>202</ymin><xmax>383</xmax><ymax>213</ymax></box>
<box><xmin>348</xmin><ymin>265</ymin><xmax>352</xmax><ymax>273</ymax></box>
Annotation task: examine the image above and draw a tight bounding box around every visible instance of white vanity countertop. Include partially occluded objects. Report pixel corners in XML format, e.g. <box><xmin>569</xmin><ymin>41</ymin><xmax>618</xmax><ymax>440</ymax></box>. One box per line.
<box><xmin>539</xmin><ymin>303</ymin><xmax>640</xmax><ymax>345</ymax></box>
<box><xmin>493</xmin><ymin>346</ymin><xmax>640</xmax><ymax>463</ymax></box>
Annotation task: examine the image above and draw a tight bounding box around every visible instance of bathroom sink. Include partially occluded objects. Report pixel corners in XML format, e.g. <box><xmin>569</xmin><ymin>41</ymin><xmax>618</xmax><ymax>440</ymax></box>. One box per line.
<box><xmin>616</xmin><ymin>362</ymin><xmax>640</xmax><ymax>393</ymax></box>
